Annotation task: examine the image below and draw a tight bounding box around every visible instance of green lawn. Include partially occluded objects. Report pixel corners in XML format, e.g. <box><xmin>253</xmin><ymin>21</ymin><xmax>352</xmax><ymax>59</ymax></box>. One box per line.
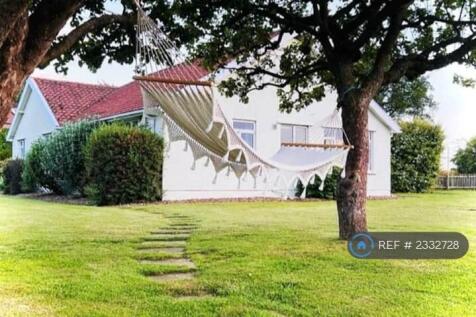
<box><xmin>0</xmin><ymin>191</ymin><xmax>475</xmax><ymax>316</ymax></box>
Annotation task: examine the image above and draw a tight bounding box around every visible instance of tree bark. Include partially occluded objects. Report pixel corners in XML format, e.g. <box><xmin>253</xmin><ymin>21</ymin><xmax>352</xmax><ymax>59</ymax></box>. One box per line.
<box><xmin>0</xmin><ymin>10</ymin><xmax>29</xmax><ymax>126</ymax></box>
<box><xmin>336</xmin><ymin>88</ymin><xmax>373</xmax><ymax>240</ymax></box>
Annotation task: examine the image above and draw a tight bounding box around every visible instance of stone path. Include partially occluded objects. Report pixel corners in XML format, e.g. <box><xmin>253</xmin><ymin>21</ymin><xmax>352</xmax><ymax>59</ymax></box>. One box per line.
<box><xmin>136</xmin><ymin>213</ymin><xmax>201</xmax><ymax>284</ymax></box>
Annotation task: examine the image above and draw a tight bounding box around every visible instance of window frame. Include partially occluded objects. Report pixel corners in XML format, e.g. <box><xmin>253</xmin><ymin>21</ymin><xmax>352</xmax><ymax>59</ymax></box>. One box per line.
<box><xmin>280</xmin><ymin>124</ymin><xmax>309</xmax><ymax>144</ymax></box>
<box><xmin>144</xmin><ymin>115</ymin><xmax>157</xmax><ymax>132</ymax></box>
<box><xmin>368</xmin><ymin>130</ymin><xmax>375</xmax><ymax>174</ymax></box>
<box><xmin>232</xmin><ymin>119</ymin><xmax>256</xmax><ymax>149</ymax></box>
<box><xmin>18</xmin><ymin>138</ymin><xmax>26</xmax><ymax>159</ymax></box>
<box><xmin>322</xmin><ymin>126</ymin><xmax>343</xmax><ymax>145</ymax></box>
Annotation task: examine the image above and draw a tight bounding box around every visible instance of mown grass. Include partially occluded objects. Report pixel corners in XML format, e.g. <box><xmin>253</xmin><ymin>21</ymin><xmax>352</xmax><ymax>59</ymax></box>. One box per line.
<box><xmin>0</xmin><ymin>191</ymin><xmax>475</xmax><ymax>316</ymax></box>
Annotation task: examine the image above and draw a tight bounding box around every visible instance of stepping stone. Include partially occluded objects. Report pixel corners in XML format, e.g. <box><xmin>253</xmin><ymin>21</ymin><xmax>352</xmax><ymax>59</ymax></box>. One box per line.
<box><xmin>151</xmin><ymin>230</ymin><xmax>192</xmax><ymax>235</ymax></box>
<box><xmin>143</xmin><ymin>235</ymin><xmax>189</xmax><ymax>242</ymax></box>
<box><xmin>139</xmin><ymin>258</ymin><xmax>196</xmax><ymax>269</ymax></box>
<box><xmin>138</xmin><ymin>247</ymin><xmax>184</xmax><ymax>254</ymax></box>
<box><xmin>138</xmin><ymin>241</ymin><xmax>186</xmax><ymax>249</ymax></box>
<box><xmin>173</xmin><ymin>295</ymin><xmax>214</xmax><ymax>301</ymax></box>
<box><xmin>169</xmin><ymin>222</ymin><xmax>198</xmax><ymax>226</ymax></box>
<box><xmin>148</xmin><ymin>272</ymin><xmax>195</xmax><ymax>282</ymax></box>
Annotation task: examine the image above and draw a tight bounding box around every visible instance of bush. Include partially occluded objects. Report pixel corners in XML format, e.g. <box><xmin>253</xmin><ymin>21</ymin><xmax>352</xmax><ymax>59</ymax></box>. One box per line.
<box><xmin>84</xmin><ymin>124</ymin><xmax>163</xmax><ymax>205</ymax></box>
<box><xmin>391</xmin><ymin>118</ymin><xmax>444</xmax><ymax>192</ymax></box>
<box><xmin>41</xmin><ymin>120</ymin><xmax>98</xmax><ymax>195</ymax></box>
<box><xmin>22</xmin><ymin>139</ymin><xmax>60</xmax><ymax>193</ymax></box>
<box><xmin>3</xmin><ymin>159</ymin><xmax>24</xmax><ymax>195</ymax></box>
<box><xmin>0</xmin><ymin>128</ymin><xmax>12</xmax><ymax>161</ymax></box>
<box><xmin>296</xmin><ymin>167</ymin><xmax>342</xmax><ymax>199</ymax></box>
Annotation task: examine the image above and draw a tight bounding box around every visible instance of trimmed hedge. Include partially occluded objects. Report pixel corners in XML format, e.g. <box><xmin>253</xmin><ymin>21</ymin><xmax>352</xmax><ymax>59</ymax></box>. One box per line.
<box><xmin>295</xmin><ymin>167</ymin><xmax>342</xmax><ymax>199</ymax></box>
<box><xmin>3</xmin><ymin>159</ymin><xmax>24</xmax><ymax>195</ymax></box>
<box><xmin>84</xmin><ymin>124</ymin><xmax>164</xmax><ymax>205</ymax></box>
<box><xmin>391</xmin><ymin>118</ymin><xmax>444</xmax><ymax>192</ymax></box>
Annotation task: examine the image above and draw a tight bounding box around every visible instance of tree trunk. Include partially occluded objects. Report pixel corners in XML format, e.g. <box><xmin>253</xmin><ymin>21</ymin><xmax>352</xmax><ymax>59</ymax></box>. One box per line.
<box><xmin>336</xmin><ymin>89</ymin><xmax>373</xmax><ymax>240</ymax></box>
<box><xmin>0</xmin><ymin>10</ymin><xmax>28</xmax><ymax>126</ymax></box>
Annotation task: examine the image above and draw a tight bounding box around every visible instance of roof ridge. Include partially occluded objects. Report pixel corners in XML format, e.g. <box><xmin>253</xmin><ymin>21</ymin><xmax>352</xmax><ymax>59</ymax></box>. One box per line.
<box><xmin>32</xmin><ymin>76</ymin><xmax>118</xmax><ymax>89</ymax></box>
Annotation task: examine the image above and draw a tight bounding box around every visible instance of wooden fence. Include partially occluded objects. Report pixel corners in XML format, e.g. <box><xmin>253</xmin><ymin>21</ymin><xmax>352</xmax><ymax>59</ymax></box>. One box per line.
<box><xmin>437</xmin><ymin>175</ymin><xmax>476</xmax><ymax>189</ymax></box>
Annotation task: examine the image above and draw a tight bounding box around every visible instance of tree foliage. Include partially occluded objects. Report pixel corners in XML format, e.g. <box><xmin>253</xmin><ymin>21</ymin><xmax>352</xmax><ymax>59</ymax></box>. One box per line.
<box><xmin>375</xmin><ymin>76</ymin><xmax>437</xmax><ymax>119</ymax></box>
<box><xmin>453</xmin><ymin>137</ymin><xmax>476</xmax><ymax>174</ymax></box>
<box><xmin>168</xmin><ymin>1</ymin><xmax>476</xmax><ymax>112</ymax></box>
<box><xmin>391</xmin><ymin>119</ymin><xmax>444</xmax><ymax>193</ymax></box>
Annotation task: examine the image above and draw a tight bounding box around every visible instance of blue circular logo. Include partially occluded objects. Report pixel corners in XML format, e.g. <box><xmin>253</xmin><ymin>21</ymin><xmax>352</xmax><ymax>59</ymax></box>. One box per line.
<box><xmin>348</xmin><ymin>233</ymin><xmax>375</xmax><ymax>258</ymax></box>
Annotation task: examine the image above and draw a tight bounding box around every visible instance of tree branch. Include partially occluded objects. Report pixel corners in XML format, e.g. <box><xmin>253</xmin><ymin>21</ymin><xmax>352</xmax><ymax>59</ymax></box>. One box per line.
<box><xmin>22</xmin><ymin>0</ymin><xmax>85</xmax><ymax>70</ymax></box>
<box><xmin>40</xmin><ymin>14</ymin><xmax>136</xmax><ymax>68</ymax></box>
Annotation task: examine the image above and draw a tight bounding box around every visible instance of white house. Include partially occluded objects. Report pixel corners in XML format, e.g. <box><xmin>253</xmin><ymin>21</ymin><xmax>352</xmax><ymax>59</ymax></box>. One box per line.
<box><xmin>7</xmin><ymin>69</ymin><xmax>400</xmax><ymax>200</ymax></box>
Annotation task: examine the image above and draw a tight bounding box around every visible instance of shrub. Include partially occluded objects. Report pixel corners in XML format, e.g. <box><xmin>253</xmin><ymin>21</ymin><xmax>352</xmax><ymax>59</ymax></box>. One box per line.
<box><xmin>295</xmin><ymin>167</ymin><xmax>342</xmax><ymax>199</ymax></box>
<box><xmin>84</xmin><ymin>124</ymin><xmax>163</xmax><ymax>206</ymax></box>
<box><xmin>3</xmin><ymin>159</ymin><xmax>24</xmax><ymax>195</ymax></box>
<box><xmin>0</xmin><ymin>128</ymin><xmax>12</xmax><ymax>161</ymax></box>
<box><xmin>22</xmin><ymin>139</ymin><xmax>60</xmax><ymax>193</ymax></box>
<box><xmin>391</xmin><ymin>118</ymin><xmax>444</xmax><ymax>192</ymax></box>
<box><xmin>41</xmin><ymin>120</ymin><xmax>98</xmax><ymax>195</ymax></box>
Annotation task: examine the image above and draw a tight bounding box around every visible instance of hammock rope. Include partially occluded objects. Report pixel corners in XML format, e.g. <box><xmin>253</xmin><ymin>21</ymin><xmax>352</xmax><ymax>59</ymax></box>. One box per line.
<box><xmin>132</xmin><ymin>2</ymin><xmax>351</xmax><ymax>194</ymax></box>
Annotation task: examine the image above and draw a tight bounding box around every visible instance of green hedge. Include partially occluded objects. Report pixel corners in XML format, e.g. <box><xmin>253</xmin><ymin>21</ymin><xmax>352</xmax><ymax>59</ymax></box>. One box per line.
<box><xmin>23</xmin><ymin>120</ymin><xmax>98</xmax><ymax>195</ymax></box>
<box><xmin>0</xmin><ymin>128</ymin><xmax>12</xmax><ymax>161</ymax></box>
<box><xmin>3</xmin><ymin>159</ymin><xmax>23</xmax><ymax>195</ymax></box>
<box><xmin>391</xmin><ymin>118</ymin><xmax>444</xmax><ymax>192</ymax></box>
<box><xmin>22</xmin><ymin>139</ymin><xmax>60</xmax><ymax>193</ymax></box>
<box><xmin>295</xmin><ymin>167</ymin><xmax>342</xmax><ymax>199</ymax></box>
<box><xmin>84</xmin><ymin>124</ymin><xmax>164</xmax><ymax>206</ymax></box>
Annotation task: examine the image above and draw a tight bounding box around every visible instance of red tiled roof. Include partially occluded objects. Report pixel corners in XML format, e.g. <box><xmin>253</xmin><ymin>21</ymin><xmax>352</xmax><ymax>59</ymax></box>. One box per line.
<box><xmin>85</xmin><ymin>81</ymin><xmax>143</xmax><ymax>118</ymax></box>
<box><xmin>32</xmin><ymin>63</ymin><xmax>211</xmax><ymax>124</ymax></box>
<box><xmin>34</xmin><ymin>78</ymin><xmax>117</xmax><ymax>124</ymax></box>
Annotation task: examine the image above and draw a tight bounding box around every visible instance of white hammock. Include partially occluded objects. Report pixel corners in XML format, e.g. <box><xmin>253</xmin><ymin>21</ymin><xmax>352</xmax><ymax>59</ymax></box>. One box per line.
<box><xmin>133</xmin><ymin>3</ymin><xmax>351</xmax><ymax>195</ymax></box>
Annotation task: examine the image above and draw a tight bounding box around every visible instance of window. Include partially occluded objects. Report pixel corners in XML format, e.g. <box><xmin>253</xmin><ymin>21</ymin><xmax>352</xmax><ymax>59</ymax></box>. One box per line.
<box><xmin>18</xmin><ymin>139</ymin><xmax>26</xmax><ymax>159</ymax></box>
<box><xmin>233</xmin><ymin>119</ymin><xmax>256</xmax><ymax>149</ymax></box>
<box><xmin>368</xmin><ymin>131</ymin><xmax>375</xmax><ymax>173</ymax></box>
<box><xmin>323</xmin><ymin>127</ymin><xmax>343</xmax><ymax>145</ymax></box>
<box><xmin>144</xmin><ymin>115</ymin><xmax>156</xmax><ymax>132</ymax></box>
<box><xmin>280</xmin><ymin>124</ymin><xmax>308</xmax><ymax>144</ymax></box>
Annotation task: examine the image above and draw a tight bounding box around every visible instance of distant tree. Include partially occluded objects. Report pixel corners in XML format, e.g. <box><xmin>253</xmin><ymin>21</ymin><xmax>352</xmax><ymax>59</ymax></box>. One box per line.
<box><xmin>375</xmin><ymin>76</ymin><xmax>437</xmax><ymax>119</ymax></box>
<box><xmin>453</xmin><ymin>138</ymin><xmax>476</xmax><ymax>174</ymax></box>
<box><xmin>392</xmin><ymin>119</ymin><xmax>444</xmax><ymax>193</ymax></box>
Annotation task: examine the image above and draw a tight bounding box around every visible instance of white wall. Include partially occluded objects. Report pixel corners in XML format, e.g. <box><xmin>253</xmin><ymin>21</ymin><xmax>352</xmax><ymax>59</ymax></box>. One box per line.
<box><xmin>367</xmin><ymin>108</ymin><xmax>393</xmax><ymax>196</ymax></box>
<box><xmin>9</xmin><ymin>80</ymin><xmax>58</xmax><ymax>159</ymax></box>
<box><xmin>158</xmin><ymin>85</ymin><xmax>396</xmax><ymax>200</ymax></box>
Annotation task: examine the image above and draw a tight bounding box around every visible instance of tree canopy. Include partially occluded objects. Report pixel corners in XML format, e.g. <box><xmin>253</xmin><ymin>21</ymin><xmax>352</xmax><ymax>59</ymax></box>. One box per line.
<box><xmin>169</xmin><ymin>0</ymin><xmax>476</xmax><ymax>112</ymax></box>
<box><xmin>375</xmin><ymin>76</ymin><xmax>437</xmax><ymax>119</ymax></box>
<box><xmin>453</xmin><ymin>137</ymin><xmax>476</xmax><ymax>174</ymax></box>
